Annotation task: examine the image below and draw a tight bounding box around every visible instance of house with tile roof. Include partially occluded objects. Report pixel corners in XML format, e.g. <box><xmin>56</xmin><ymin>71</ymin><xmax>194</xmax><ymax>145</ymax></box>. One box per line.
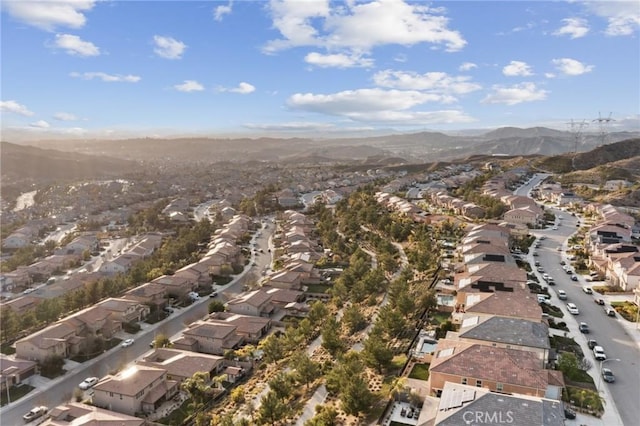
<box><xmin>226</xmin><ymin>289</ymin><xmax>275</xmax><ymax>317</ymax></box>
<box><xmin>172</xmin><ymin>321</ymin><xmax>244</xmax><ymax>355</ymax></box>
<box><xmin>43</xmin><ymin>402</ymin><xmax>147</xmax><ymax>426</ymax></box>
<box><xmin>138</xmin><ymin>348</ymin><xmax>224</xmax><ymax>384</ymax></box>
<box><xmin>427</xmin><ymin>343</ymin><xmax>564</xmax><ymax>399</ymax></box>
<box><xmin>0</xmin><ymin>354</ymin><xmax>37</xmax><ymax>391</ymax></box>
<box><xmin>433</xmin><ymin>382</ymin><xmax>565</xmax><ymax>426</ymax></box>
<box><xmin>92</xmin><ymin>365</ymin><xmax>178</xmax><ymax>416</ymax></box>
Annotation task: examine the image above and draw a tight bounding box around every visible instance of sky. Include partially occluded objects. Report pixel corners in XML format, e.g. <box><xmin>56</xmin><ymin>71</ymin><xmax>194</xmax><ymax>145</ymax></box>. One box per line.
<box><xmin>1</xmin><ymin>0</ymin><xmax>639</xmax><ymax>141</ymax></box>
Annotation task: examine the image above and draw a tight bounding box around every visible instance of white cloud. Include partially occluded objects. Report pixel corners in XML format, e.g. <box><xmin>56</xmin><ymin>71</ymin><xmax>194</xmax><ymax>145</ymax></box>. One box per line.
<box><xmin>217</xmin><ymin>82</ymin><xmax>256</xmax><ymax>94</ymax></box>
<box><xmin>153</xmin><ymin>35</ymin><xmax>187</xmax><ymax>59</ymax></box>
<box><xmin>214</xmin><ymin>2</ymin><xmax>233</xmax><ymax>21</ymax></box>
<box><xmin>2</xmin><ymin>0</ymin><xmax>96</xmax><ymax>31</ymax></box>
<box><xmin>545</xmin><ymin>72</ymin><xmax>556</xmax><ymax>79</ymax></box>
<box><xmin>553</xmin><ymin>17</ymin><xmax>590</xmax><ymax>39</ymax></box>
<box><xmin>1</xmin><ymin>100</ymin><xmax>35</xmax><ymax>116</ymax></box>
<box><xmin>70</xmin><ymin>72</ymin><xmax>141</xmax><ymax>83</ymax></box>
<box><xmin>53</xmin><ymin>112</ymin><xmax>78</xmax><ymax>121</ymax></box>
<box><xmin>30</xmin><ymin>120</ymin><xmax>50</xmax><ymax>128</ymax></box>
<box><xmin>52</xmin><ymin>34</ymin><xmax>100</xmax><ymax>56</ymax></box>
<box><xmin>373</xmin><ymin>70</ymin><xmax>481</xmax><ymax>95</ymax></box>
<box><xmin>305</xmin><ymin>52</ymin><xmax>373</xmax><ymax>68</ymax></box>
<box><xmin>482</xmin><ymin>82</ymin><xmax>548</xmax><ymax>105</ymax></box>
<box><xmin>502</xmin><ymin>60</ymin><xmax>533</xmax><ymax>77</ymax></box>
<box><xmin>552</xmin><ymin>58</ymin><xmax>594</xmax><ymax>75</ymax></box>
<box><xmin>287</xmin><ymin>88</ymin><xmax>455</xmax><ymax>119</ymax></box>
<box><xmin>459</xmin><ymin>62</ymin><xmax>477</xmax><ymax>71</ymax></box>
<box><xmin>264</xmin><ymin>0</ymin><xmax>466</xmax><ymax>55</ymax></box>
<box><xmin>584</xmin><ymin>2</ymin><xmax>640</xmax><ymax>36</ymax></box>
<box><xmin>339</xmin><ymin>109</ymin><xmax>476</xmax><ymax>125</ymax></box>
<box><xmin>174</xmin><ymin>80</ymin><xmax>205</xmax><ymax>92</ymax></box>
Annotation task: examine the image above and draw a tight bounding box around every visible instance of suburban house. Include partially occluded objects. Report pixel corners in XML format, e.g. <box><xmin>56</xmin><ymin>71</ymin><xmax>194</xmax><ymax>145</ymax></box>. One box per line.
<box><xmin>226</xmin><ymin>289</ymin><xmax>275</xmax><ymax>317</ymax></box>
<box><xmin>63</xmin><ymin>305</ymin><xmax>122</xmax><ymax>341</ymax></box>
<box><xmin>43</xmin><ymin>402</ymin><xmax>147</xmax><ymax>426</ymax></box>
<box><xmin>174</xmin><ymin>262</ymin><xmax>213</xmax><ymax>287</ymax></box>
<box><xmin>453</xmin><ymin>288</ymin><xmax>543</xmax><ymax>323</ymax></box>
<box><xmin>263</xmin><ymin>270</ymin><xmax>303</xmax><ymax>290</ymax></box>
<box><xmin>99</xmin><ymin>253</ymin><xmax>142</xmax><ymax>275</ymax></box>
<box><xmin>427</xmin><ymin>343</ymin><xmax>564</xmax><ymax>399</ymax></box>
<box><xmin>15</xmin><ymin>322</ymin><xmax>77</xmax><ymax>363</ymax></box>
<box><xmin>172</xmin><ymin>321</ymin><xmax>244</xmax><ymax>355</ymax></box>
<box><xmin>0</xmin><ymin>354</ymin><xmax>37</xmax><ymax>391</ymax></box>
<box><xmin>207</xmin><ymin>312</ymin><xmax>272</xmax><ymax>343</ymax></box>
<box><xmin>152</xmin><ymin>274</ymin><xmax>197</xmax><ymax>298</ymax></box>
<box><xmin>450</xmin><ymin>315</ymin><xmax>550</xmax><ymax>367</ymax></box>
<box><xmin>98</xmin><ymin>298</ymin><xmax>150</xmax><ymax>323</ymax></box>
<box><xmin>92</xmin><ymin>365</ymin><xmax>179</xmax><ymax>416</ymax></box>
<box><xmin>2</xmin><ymin>295</ymin><xmax>42</xmax><ymax>315</ymax></box>
<box><xmin>503</xmin><ymin>206</ymin><xmax>540</xmax><ymax>227</ymax></box>
<box><xmin>1</xmin><ymin>231</ymin><xmax>30</xmax><ymax>249</ymax></box>
<box><xmin>0</xmin><ymin>269</ymin><xmax>32</xmax><ymax>292</ymax></box>
<box><xmin>432</xmin><ymin>382</ymin><xmax>565</xmax><ymax>426</ymax></box>
<box><xmin>123</xmin><ymin>282</ymin><xmax>167</xmax><ymax>311</ymax></box>
<box><xmin>57</xmin><ymin>235</ymin><xmax>99</xmax><ymax>256</ymax></box>
<box><xmin>138</xmin><ymin>348</ymin><xmax>224</xmax><ymax>384</ymax></box>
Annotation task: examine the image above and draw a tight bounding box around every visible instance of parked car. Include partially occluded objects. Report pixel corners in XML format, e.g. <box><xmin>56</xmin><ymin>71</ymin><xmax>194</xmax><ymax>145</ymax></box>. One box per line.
<box><xmin>188</xmin><ymin>291</ymin><xmax>200</xmax><ymax>301</ymax></box>
<box><xmin>566</xmin><ymin>303</ymin><xmax>579</xmax><ymax>315</ymax></box>
<box><xmin>564</xmin><ymin>407</ymin><xmax>576</xmax><ymax>419</ymax></box>
<box><xmin>582</xmin><ymin>287</ymin><xmax>593</xmax><ymax>294</ymax></box>
<box><xmin>593</xmin><ymin>345</ymin><xmax>607</xmax><ymax>361</ymax></box>
<box><xmin>594</xmin><ymin>298</ymin><xmax>605</xmax><ymax>305</ymax></box>
<box><xmin>23</xmin><ymin>406</ymin><xmax>48</xmax><ymax>422</ymax></box>
<box><xmin>602</xmin><ymin>368</ymin><xmax>615</xmax><ymax>383</ymax></box>
<box><xmin>587</xmin><ymin>339</ymin><xmax>598</xmax><ymax>349</ymax></box>
<box><xmin>163</xmin><ymin>306</ymin><xmax>174</xmax><ymax>314</ymax></box>
<box><xmin>578</xmin><ymin>322</ymin><xmax>589</xmax><ymax>333</ymax></box>
<box><xmin>79</xmin><ymin>376</ymin><xmax>99</xmax><ymax>390</ymax></box>
<box><xmin>121</xmin><ymin>338</ymin><xmax>135</xmax><ymax>348</ymax></box>
<box><xmin>557</xmin><ymin>290</ymin><xmax>567</xmax><ymax>300</ymax></box>
<box><xmin>209</xmin><ymin>291</ymin><xmax>218</xmax><ymax>298</ymax></box>
<box><xmin>605</xmin><ymin>307</ymin><xmax>616</xmax><ymax>317</ymax></box>
<box><xmin>571</xmin><ymin>275</ymin><xmax>578</xmax><ymax>281</ymax></box>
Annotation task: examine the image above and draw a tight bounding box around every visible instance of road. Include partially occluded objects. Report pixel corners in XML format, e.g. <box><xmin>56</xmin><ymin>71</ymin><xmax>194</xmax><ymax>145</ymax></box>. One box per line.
<box><xmin>518</xmin><ymin>188</ymin><xmax>639</xmax><ymax>424</ymax></box>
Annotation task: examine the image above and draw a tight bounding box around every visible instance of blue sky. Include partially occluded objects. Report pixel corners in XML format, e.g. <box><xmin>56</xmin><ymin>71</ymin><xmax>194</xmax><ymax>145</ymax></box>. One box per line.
<box><xmin>1</xmin><ymin>0</ymin><xmax>639</xmax><ymax>140</ymax></box>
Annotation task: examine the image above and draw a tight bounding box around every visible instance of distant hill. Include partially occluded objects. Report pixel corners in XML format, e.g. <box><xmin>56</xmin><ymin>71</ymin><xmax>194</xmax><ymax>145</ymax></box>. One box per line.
<box><xmin>536</xmin><ymin>138</ymin><xmax>640</xmax><ymax>173</ymax></box>
<box><xmin>0</xmin><ymin>141</ymin><xmax>139</xmax><ymax>183</ymax></box>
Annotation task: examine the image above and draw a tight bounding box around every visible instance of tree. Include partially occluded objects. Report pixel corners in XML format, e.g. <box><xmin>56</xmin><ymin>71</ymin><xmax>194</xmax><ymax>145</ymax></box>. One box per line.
<box><xmin>321</xmin><ymin>317</ymin><xmax>345</xmax><ymax>357</ymax></box>
<box><xmin>292</xmin><ymin>352</ymin><xmax>320</xmax><ymax>389</ymax></box>
<box><xmin>181</xmin><ymin>371</ymin><xmax>209</xmax><ymax>411</ymax></box>
<box><xmin>361</xmin><ymin>331</ymin><xmax>393</xmax><ymax>373</ymax></box>
<box><xmin>268</xmin><ymin>372</ymin><xmax>294</xmax><ymax>400</ymax></box>
<box><xmin>208</xmin><ymin>300</ymin><xmax>225</xmax><ymax>313</ymax></box>
<box><xmin>260</xmin><ymin>334</ymin><xmax>284</xmax><ymax>364</ymax></box>
<box><xmin>257</xmin><ymin>390</ymin><xmax>288</xmax><ymax>425</ymax></box>
<box><xmin>230</xmin><ymin>385</ymin><xmax>245</xmax><ymax>404</ymax></box>
<box><xmin>342</xmin><ymin>304</ymin><xmax>367</xmax><ymax>334</ymax></box>
<box><xmin>304</xmin><ymin>405</ymin><xmax>338</xmax><ymax>426</ymax></box>
<box><xmin>151</xmin><ymin>333</ymin><xmax>171</xmax><ymax>349</ymax></box>
<box><xmin>340</xmin><ymin>374</ymin><xmax>375</xmax><ymax>416</ymax></box>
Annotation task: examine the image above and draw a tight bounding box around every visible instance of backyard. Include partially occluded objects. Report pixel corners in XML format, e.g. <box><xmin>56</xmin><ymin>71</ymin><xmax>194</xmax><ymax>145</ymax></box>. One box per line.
<box><xmin>408</xmin><ymin>363</ymin><xmax>429</xmax><ymax>381</ymax></box>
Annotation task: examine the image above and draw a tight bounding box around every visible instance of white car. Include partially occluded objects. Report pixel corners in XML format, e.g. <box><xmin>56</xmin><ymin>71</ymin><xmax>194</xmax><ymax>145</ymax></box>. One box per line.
<box><xmin>23</xmin><ymin>406</ymin><xmax>48</xmax><ymax>422</ymax></box>
<box><xmin>557</xmin><ymin>290</ymin><xmax>567</xmax><ymax>300</ymax></box>
<box><xmin>593</xmin><ymin>345</ymin><xmax>607</xmax><ymax>361</ymax></box>
<box><xmin>79</xmin><ymin>377</ymin><xmax>99</xmax><ymax>390</ymax></box>
<box><xmin>121</xmin><ymin>338</ymin><xmax>135</xmax><ymax>347</ymax></box>
<box><xmin>566</xmin><ymin>303</ymin><xmax>579</xmax><ymax>315</ymax></box>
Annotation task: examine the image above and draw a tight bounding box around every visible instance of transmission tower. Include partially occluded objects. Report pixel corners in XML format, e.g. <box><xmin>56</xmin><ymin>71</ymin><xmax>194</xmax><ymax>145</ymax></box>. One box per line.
<box><xmin>593</xmin><ymin>112</ymin><xmax>615</xmax><ymax>147</ymax></box>
<box><xmin>566</xmin><ymin>119</ymin><xmax>588</xmax><ymax>154</ymax></box>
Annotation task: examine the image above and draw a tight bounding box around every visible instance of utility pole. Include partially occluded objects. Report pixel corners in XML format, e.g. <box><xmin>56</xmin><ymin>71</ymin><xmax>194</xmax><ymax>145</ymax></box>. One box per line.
<box><xmin>592</xmin><ymin>112</ymin><xmax>615</xmax><ymax>147</ymax></box>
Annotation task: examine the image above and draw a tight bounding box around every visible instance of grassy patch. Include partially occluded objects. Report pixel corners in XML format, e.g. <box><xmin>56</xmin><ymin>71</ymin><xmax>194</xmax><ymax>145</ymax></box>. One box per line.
<box><xmin>549</xmin><ymin>335</ymin><xmax>583</xmax><ymax>357</ymax></box>
<box><xmin>564</xmin><ymin>386</ymin><xmax>604</xmax><ymax>415</ymax></box>
<box><xmin>305</xmin><ymin>284</ymin><xmax>331</xmax><ymax>293</ymax></box>
<box><xmin>611</xmin><ymin>301</ymin><xmax>639</xmax><ymax>322</ymax></box>
<box><xmin>391</xmin><ymin>354</ymin><xmax>408</xmax><ymax>371</ymax></box>
<box><xmin>0</xmin><ymin>384</ymin><xmax>35</xmax><ymax>406</ymax></box>
<box><xmin>408</xmin><ymin>363</ymin><xmax>430</xmax><ymax>381</ymax></box>
<box><xmin>541</xmin><ymin>303</ymin><xmax>564</xmax><ymax>318</ymax></box>
<box><xmin>592</xmin><ymin>285</ymin><xmax>625</xmax><ymax>293</ymax></box>
<box><xmin>0</xmin><ymin>343</ymin><xmax>16</xmax><ymax>355</ymax></box>
<box><xmin>429</xmin><ymin>311</ymin><xmax>451</xmax><ymax>325</ymax></box>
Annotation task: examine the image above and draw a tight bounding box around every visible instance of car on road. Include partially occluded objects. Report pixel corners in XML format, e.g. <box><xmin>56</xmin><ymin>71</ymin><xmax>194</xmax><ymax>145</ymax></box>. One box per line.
<box><xmin>559</xmin><ymin>260</ymin><xmax>566</xmax><ymax>265</ymax></box>
<box><xmin>79</xmin><ymin>376</ymin><xmax>99</xmax><ymax>390</ymax></box>
<box><xmin>594</xmin><ymin>298</ymin><xmax>605</xmax><ymax>305</ymax></box>
<box><xmin>602</xmin><ymin>368</ymin><xmax>615</xmax><ymax>383</ymax></box>
<box><xmin>587</xmin><ymin>339</ymin><xmax>598</xmax><ymax>349</ymax></box>
<box><xmin>571</xmin><ymin>275</ymin><xmax>578</xmax><ymax>281</ymax></box>
<box><xmin>564</xmin><ymin>407</ymin><xmax>576</xmax><ymax>420</ymax></box>
<box><xmin>188</xmin><ymin>291</ymin><xmax>200</xmax><ymax>301</ymax></box>
<box><xmin>121</xmin><ymin>338</ymin><xmax>134</xmax><ymax>348</ymax></box>
<box><xmin>209</xmin><ymin>291</ymin><xmax>218</xmax><ymax>298</ymax></box>
<box><xmin>23</xmin><ymin>406</ymin><xmax>48</xmax><ymax>422</ymax></box>
<box><xmin>604</xmin><ymin>306</ymin><xmax>616</xmax><ymax>317</ymax></box>
<box><xmin>593</xmin><ymin>345</ymin><xmax>607</xmax><ymax>361</ymax></box>
<box><xmin>557</xmin><ymin>290</ymin><xmax>567</xmax><ymax>300</ymax></box>
<box><xmin>163</xmin><ymin>306</ymin><xmax>174</xmax><ymax>314</ymax></box>
<box><xmin>537</xmin><ymin>266</ymin><xmax>544</xmax><ymax>272</ymax></box>
<box><xmin>578</xmin><ymin>322</ymin><xmax>589</xmax><ymax>333</ymax></box>
<box><xmin>567</xmin><ymin>303</ymin><xmax>579</xmax><ymax>315</ymax></box>
<box><xmin>582</xmin><ymin>287</ymin><xmax>593</xmax><ymax>294</ymax></box>
<box><xmin>552</xmin><ymin>226</ymin><xmax>558</xmax><ymax>230</ymax></box>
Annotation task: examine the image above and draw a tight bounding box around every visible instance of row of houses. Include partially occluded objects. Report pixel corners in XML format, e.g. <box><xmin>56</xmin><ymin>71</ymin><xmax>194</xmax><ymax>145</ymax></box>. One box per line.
<box><xmin>420</xmin><ymin>223</ymin><xmax>567</xmax><ymax>425</ymax></box>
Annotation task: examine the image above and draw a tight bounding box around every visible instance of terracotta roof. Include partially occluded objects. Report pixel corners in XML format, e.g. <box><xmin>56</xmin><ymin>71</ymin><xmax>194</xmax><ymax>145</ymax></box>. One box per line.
<box><xmin>184</xmin><ymin>321</ymin><xmax>237</xmax><ymax>339</ymax></box>
<box><xmin>139</xmin><ymin>348</ymin><xmax>223</xmax><ymax>379</ymax></box>
<box><xmin>44</xmin><ymin>402</ymin><xmax>145</xmax><ymax>426</ymax></box>
<box><xmin>463</xmin><ymin>290</ymin><xmax>542</xmax><ymax>321</ymax></box>
<box><xmin>93</xmin><ymin>365</ymin><xmax>165</xmax><ymax>396</ymax></box>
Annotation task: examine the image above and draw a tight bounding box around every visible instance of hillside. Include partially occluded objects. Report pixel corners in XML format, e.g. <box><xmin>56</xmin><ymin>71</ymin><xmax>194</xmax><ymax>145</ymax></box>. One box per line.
<box><xmin>0</xmin><ymin>141</ymin><xmax>140</xmax><ymax>184</ymax></box>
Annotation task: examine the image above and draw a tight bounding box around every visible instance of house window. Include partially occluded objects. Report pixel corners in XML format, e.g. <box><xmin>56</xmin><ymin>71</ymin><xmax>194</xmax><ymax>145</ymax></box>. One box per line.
<box><xmin>461</xmin><ymin>378</ymin><xmax>467</xmax><ymax>385</ymax></box>
<box><xmin>496</xmin><ymin>383</ymin><xmax>504</xmax><ymax>392</ymax></box>
<box><xmin>476</xmin><ymin>380</ymin><xmax>482</xmax><ymax>387</ymax></box>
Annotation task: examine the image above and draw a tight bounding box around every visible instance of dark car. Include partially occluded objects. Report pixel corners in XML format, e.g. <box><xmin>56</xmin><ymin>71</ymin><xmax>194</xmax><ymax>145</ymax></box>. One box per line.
<box><xmin>571</xmin><ymin>275</ymin><xmax>578</xmax><ymax>281</ymax></box>
<box><xmin>595</xmin><ymin>298</ymin><xmax>605</xmax><ymax>305</ymax></box>
<box><xmin>602</xmin><ymin>368</ymin><xmax>615</xmax><ymax>383</ymax></box>
<box><xmin>578</xmin><ymin>322</ymin><xmax>589</xmax><ymax>333</ymax></box>
<box><xmin>564</xmin><ymin>407</ymin><xmax>576</xmax><ymax>420</ymax></box>
<box><xmin>587</xmin><ymin>339</ymin><xmax>598</xmax><ymax>349</ymax></box>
